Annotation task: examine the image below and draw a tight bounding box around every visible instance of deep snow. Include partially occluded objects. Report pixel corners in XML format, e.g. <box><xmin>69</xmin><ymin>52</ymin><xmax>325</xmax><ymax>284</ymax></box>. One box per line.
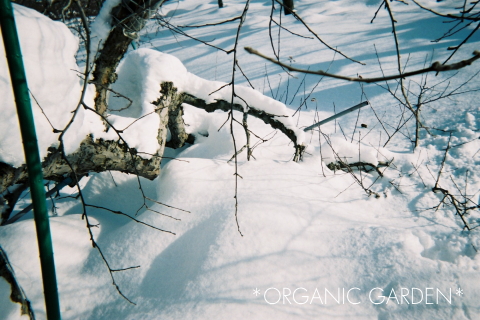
<box><xmin>1</xmin><ymin>1</ymin><xmax>480</xmax><ymax>319</ymax></box>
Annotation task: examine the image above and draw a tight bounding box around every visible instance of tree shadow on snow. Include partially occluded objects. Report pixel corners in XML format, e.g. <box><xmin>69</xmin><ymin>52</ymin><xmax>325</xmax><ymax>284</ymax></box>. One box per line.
<box><xmin>139</xmin><ymin>211</ymin><xmax>225</xmax><ymax>304</ymax></box>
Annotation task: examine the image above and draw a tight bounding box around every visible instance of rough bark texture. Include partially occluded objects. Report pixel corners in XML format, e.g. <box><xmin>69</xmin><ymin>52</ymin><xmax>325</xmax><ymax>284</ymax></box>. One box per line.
<box><xmin>153</xmin><ymin>82</ymin><xmax>189</xmax><ymax>149</ymax></box>
<box><xmin>0</xmin><ymin>246</ymin><xmax>35</xmax><ymax>319</ymax></box>
<box><xmin>0</xmin><ymin>136</ymin><xmax>163</xmax><ymax>195</ymax></box>
<box><xmin>92</xmin><ymin>0</ymin><xmax>164</xmax><ymax>116</ymax></box>
<box><xmin>92</xmin><ymin>25</ymin><xmax>131</xmax><ymax>116</ymax></box>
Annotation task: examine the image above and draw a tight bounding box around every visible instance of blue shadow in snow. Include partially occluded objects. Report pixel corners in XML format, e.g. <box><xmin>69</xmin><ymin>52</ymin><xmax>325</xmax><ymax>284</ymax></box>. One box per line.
<box><xmin>139</xmin><ymin>211</ymin><xmax>225</xmax><ymax>304</ymax></box>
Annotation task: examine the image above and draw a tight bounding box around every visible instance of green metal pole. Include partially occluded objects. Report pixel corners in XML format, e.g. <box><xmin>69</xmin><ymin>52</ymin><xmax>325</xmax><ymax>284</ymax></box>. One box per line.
<box><xmin>0</xmin><ymin>1</ymin><xmax>62</xmax><ymax>319</ymax></box>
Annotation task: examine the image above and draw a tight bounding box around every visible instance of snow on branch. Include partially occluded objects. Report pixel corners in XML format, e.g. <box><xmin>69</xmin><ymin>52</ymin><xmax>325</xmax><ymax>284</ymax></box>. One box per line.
<box><xmin>182</xmin><ymin>94</ymin><xmax>304</xmax><ymax>149</ymax></box>
<box><xmin>110</xmin><ymin>49</ymin><xmax>306</xmax><ymax>158</ymax></box>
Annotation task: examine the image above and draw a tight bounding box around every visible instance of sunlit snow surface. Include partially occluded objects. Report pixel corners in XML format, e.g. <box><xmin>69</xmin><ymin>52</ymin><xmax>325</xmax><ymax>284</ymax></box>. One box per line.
<box><xmin>0</xmin><ymin>5</ymin><xmax>82</xmax><ymax>166</ymax></box>
<box><xmin>1</xmin><ymin>1</ymin><xmax>480</xmax><ymax>319</ymax></box>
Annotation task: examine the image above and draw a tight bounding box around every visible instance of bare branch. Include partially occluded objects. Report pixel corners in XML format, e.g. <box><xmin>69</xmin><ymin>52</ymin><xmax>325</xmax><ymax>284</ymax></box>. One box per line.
<box><xmin>273</xmin><ymin>0</ymin><xmax>365</xmax><ymax>65</ymax></box>
<box><xmin>244</xmin><ymin>47</ymin><xmax>480</xmax><ymax>83</ymax></box>
<box><xmin>178</xmin><ymin>15</ymin><xmax>241</xmax><ymax>28</ymax></box>
<box><xmin>410</xmin><ymin>0</ymin><xmax>480</xmax><ymax>21</ymax></box>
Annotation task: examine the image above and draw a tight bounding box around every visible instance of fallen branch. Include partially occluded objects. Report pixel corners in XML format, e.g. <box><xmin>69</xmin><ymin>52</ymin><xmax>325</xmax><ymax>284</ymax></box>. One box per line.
<box><xmin>182</xmin><ymin>93</ymin><xmax>305</xmax><ymax>158</ymax></box>
<box><xmin>0</xmin><ymin>136</ymin><xmax>162</xmax><ymax>195</ymax></box>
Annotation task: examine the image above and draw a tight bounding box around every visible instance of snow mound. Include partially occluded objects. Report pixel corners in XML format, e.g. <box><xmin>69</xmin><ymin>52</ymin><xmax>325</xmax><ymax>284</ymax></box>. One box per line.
<box><xmin>0</xmin><ymin>4</ymin><xmax>82</xmax><ymax>167</ymax></box>
<box><xmin>109</xmin><ymin>48</ymin><xmax>305</xmax><ymax>155</ymax></box>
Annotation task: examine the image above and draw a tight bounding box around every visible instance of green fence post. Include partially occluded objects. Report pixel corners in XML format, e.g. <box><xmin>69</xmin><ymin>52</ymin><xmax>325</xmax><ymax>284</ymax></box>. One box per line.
<box><xmin>0</xmin><ymin>1</ymin><xmax>62</xmax><ymax>319</ymax></box>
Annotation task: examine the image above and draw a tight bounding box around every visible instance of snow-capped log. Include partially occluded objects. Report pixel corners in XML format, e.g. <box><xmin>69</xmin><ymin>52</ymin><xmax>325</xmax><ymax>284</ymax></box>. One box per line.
<box><xmin>182</xmin><ymin>93</ymin><xmax>306</xmax><ymax>160</ymax></box>
<box><xmin>155</xmin><ymin>80</ymin><xmax>306</xmax><ymax>159</ymax></box>
<box><xmin>152</xmin><ymin>80</ymin><xmax>306</xmax><ymax>158</ymax></box>
<box><xmin>0</xmin><ymin>79</ymin><xmax>305</xmax><ymax>195</ymax></box>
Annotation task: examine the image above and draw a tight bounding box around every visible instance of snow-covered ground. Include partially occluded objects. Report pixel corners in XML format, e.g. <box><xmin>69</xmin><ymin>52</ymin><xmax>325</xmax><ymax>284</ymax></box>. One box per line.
<box><xmin>1</xmin><ymin>0</ymin><xmax>480</xmax><ymax>319</ymax></box>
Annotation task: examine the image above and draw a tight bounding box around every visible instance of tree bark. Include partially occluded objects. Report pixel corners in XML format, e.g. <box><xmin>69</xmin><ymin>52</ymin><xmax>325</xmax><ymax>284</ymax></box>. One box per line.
<box><xmin>0</xmin><ymin>136</ymin><xmax>163</xmax><ymax>195</ymax></box>
<box><xmin>92</xmin><ymin>0</ymin><xmax>165</xmax><ymax>116</ymax></box>
<box><xmin>153</xmin><ymin>82</ymin><xmax>190</xmax><ymax>149</ymax></box>
<box><xmin>0</xmin><ymin>246</ymin><xmax>35</xmax><ymax>319</ymax></box>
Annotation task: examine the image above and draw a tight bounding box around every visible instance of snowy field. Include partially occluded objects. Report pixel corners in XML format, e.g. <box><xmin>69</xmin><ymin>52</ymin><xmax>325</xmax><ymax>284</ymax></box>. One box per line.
<box><xmin>1</xmin><ymin>0</ymin><xmax>480</xmax><ymax>319</ymax></box>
